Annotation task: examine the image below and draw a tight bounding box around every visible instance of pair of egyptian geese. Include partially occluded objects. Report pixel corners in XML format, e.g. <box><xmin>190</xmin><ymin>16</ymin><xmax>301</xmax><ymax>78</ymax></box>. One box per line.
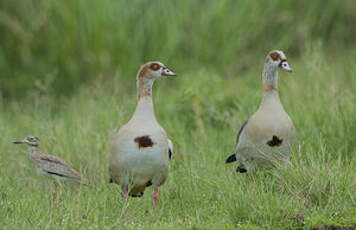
<box><xmin>14</xmin><ymin>50</ymin><xmax>295</xmax><ymax>214</ymax></box>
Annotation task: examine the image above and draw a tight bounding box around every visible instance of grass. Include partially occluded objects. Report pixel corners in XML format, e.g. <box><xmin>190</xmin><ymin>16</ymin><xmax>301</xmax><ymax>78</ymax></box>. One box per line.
<box><xmin>1</xmin><ymin>0</ymin><xmax>356</xmax><ymax>98</ymax></box>
<box><xmin>0</xmin><ymin>1</ymin><xmax>355</xmax><ymax>228</ymax></box>
<box><xmin>0</xmin><ymin>45</ymin><xmax>355</xmax><ymax>229</ymax></box>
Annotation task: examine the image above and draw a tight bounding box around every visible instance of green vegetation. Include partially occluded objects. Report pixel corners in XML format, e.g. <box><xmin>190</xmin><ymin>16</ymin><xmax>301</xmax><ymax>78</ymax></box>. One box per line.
<box><xmin>1</xmin><ymin>0</ymin><xmax>355</xmax><ymax>98</ymax></box>
<box><xmin>0</xmin><ymin>0</ymin><xmax>355</xmax><ymax>229</ymax></box>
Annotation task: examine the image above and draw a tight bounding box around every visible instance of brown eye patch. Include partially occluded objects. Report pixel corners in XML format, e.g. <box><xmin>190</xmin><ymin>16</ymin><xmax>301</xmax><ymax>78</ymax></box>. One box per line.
<box><xmin>270</xmin><ymin>52</ymin><xmax>281</xmax><ymax>61</ymax></box>
<box><xmin>150</xmin><ymin>63</ymin><xmax>160</xmax><ymax>71</ymax></box>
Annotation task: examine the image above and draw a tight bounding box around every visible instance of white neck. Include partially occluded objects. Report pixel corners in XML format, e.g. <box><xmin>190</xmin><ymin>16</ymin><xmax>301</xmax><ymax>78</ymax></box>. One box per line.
<box><xmin>133</xmin><ymin>77</ymin><xmax>156</xmax><ymax>120</ymax></box>
<box><xmin>137</xmin><ymin>78</ymin><xmax>154</xmax><ymax>99</ymax></box>
<box><xmin>261</xmin><ymin>89</ymin><xmax>280</xmax><ymax>104</ymax></box>
<box><xmin>132</xmin><ymin>92</ymin><xmax>156</xmax><ymax>122</ymax></box>
<box><xmin>262</xmin><ymin>63</ymin><xmax>278</xmax><ymax>92</ymax></box>
<box><xmin>259</xmin><ymin>63</ymin><xmax>282</xmax><ymax>107</ymax></box>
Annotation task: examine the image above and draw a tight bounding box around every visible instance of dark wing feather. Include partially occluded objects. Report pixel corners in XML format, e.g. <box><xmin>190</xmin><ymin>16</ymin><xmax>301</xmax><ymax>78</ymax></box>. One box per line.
<box><xmin>225</xmin><ymin>117</ymin><xmax>250</xmax><ymax>164</ymax></box>
<box><xmin>168</xmin><ymin>149</ymin><xmax>172</xmax><ymax>159</ymax></box>
<box><xmin>225</xmin><ymin>154</ymin><xmax>236</xmax><ymax>163</ymax></box>
<box><xmin>236</xmin><ymin>117</ymin><xmax>250</xmax><ymax>144</ymax></box>
<box><xmin>168</xmin><ymin>139</ymin><xmax>173</xmax><ymax>160</ymax></box>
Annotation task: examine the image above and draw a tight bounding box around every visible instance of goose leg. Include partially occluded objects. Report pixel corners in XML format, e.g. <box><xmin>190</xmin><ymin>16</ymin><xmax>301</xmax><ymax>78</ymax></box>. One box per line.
<box><xmin>154</xmin><ymin>187</ymin><xmax>159</xmax><ymax>211</ymax></box>
<box><xmin>123</xmin><ymin>190</ymin><xmax>130</xmax><ymax>220</ymax></box>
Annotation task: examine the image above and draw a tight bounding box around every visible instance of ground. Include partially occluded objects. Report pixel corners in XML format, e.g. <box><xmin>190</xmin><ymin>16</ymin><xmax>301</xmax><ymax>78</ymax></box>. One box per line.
<box><xmin>1</xmin><ymin>50</ymin><xmax>355</xmax><ymax>229</ymax></box>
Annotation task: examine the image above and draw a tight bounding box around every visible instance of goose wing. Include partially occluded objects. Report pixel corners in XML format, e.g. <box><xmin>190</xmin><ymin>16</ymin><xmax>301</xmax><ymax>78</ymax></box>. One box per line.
<box><xmin>225</xmin><ymin>117</ymin><xmax>250</xmax><ymax>163</ymax></box>
<box><xmin>168</xmin><ymin>139</ymin><xmax>173</xmax><ymax>160</ymax></box>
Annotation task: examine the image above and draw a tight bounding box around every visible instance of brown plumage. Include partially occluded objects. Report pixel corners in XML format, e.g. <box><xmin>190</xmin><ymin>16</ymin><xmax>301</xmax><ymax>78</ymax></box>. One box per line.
<box><xmin>13</xmin><ymin>135</ymin><xmax>88</xmax><ymax>185</ymax></box>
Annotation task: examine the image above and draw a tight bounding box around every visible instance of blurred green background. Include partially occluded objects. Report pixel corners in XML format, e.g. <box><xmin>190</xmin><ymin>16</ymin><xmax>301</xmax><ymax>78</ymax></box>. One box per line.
<box><xmin>1</xmin><ymin>1</ymin><xmax>356</xmax><ymax>228</ymax></box>
<box><xmin>0</xmin><ymin>0</ymin><xmax>355</xmax><ymax>99</ymax></box>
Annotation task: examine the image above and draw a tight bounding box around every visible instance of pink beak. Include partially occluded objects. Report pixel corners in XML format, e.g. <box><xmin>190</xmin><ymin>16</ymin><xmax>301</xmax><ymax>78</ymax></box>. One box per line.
<box><xmin>162</xmin><ymin>68</ymin><xmax>177</xmax><ymax>77</ymax></box>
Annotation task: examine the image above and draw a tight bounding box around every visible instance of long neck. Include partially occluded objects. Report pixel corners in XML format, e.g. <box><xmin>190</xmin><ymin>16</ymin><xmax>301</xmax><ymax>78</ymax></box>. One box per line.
<box><xmin>262</xmin><ymin>63</ymin><xmax>278</xmax><ymax>92</ymax></box>
<box><xmin>137</xmin><ymin>78</ymin><xmax>154</xmax><ymax>99</ymax></box>
<box><xmin>260</xmin><ymin>63</ymin><xmax>282</xmax><ymax>108</ymax></box>
<box><xmin>132</xmin><ymin>97</ymin><xmax>156</xmax><ymax>121</ymax></box>
<box><xmin>133</xmin><ymin>78</ymin><xmax>156</xmax><ymax>121</ymax></box>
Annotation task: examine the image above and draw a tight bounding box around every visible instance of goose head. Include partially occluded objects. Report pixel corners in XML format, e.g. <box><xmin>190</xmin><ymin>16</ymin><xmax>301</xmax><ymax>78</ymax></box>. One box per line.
<box><xmin>136</xmin><ymin>61</ymin><xmax>177</xmax><ymax>99</ymax></box>
<box><xmin>137</xmin><ymin>61</ymin><xmax>176</xmax><ymax>81</ymax></box>
<box><xmin>266</xmin><ymin>50</ymin><xmax>292</xmax><ymax>73</ymax></box>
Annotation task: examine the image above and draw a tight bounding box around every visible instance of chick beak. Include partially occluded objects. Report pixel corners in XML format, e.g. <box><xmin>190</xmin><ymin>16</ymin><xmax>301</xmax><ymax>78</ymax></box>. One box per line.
<box><xmin>13</xmin><ymin>140</ymin><xmax>25</xmax><ymax>144</ymax></box>
<box><xmin>162</xmin><ymin>68</ymin><xmax>177</xmax><ymax>77</ymax></box>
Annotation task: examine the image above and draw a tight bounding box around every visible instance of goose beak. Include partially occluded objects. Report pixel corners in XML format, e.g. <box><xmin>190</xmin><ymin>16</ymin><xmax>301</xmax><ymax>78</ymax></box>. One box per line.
<box><xmin>162</xmin><ymin>68</ymin><xmax>177</xmax><ymax>77</ymax></box>
<box><xmin>279</xmin><ymin>60</ymin><xmax>293</xmax><ymax>72</ymax></box>
<box><xmin>13</xmin><ymin>140</ymin><xmax>25</xmax><ymax>144</ymax></box>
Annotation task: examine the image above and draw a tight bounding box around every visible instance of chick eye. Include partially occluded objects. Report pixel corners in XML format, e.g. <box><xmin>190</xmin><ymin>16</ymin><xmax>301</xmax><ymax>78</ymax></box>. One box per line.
<box><xmin>151</xmin><ymin>64</ymin><xmax>160</xmax><ymax>71</ymax></box>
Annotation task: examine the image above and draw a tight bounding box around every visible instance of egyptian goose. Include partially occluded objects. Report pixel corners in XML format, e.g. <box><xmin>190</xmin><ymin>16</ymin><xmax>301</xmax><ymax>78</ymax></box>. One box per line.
<box><xmin>226</xmin><ymin>50</ymin><xmax>295</xmax><ymax>172</ymax></box>
<box><xmin>109</xmin><ymin>61</ymin><xmax>176</xmax><ymax>213</ymax></box>
<box><xmin>13</xmin><ymin>135</ymin><xmax>88</xmax><ymax>185</ymax></box>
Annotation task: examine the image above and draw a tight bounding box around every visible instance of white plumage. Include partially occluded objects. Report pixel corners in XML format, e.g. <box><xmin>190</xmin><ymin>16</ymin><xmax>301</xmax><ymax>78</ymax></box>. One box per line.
<box><xmin>226</xmin><ymin>50</ymin><xmax>295</xmax><ymax>172</ymax></box>
<box><xmin>109</xmin><ymin>61</ymin><xmax>176</xmax><ymax>207</ymax></box>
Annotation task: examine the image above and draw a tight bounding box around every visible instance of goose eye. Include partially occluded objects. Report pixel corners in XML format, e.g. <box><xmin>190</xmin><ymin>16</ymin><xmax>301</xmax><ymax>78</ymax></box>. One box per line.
<box><xmin>151</xmin><ymin>64</ymin><xmax>160</xmax><ymax>71</ymax></box>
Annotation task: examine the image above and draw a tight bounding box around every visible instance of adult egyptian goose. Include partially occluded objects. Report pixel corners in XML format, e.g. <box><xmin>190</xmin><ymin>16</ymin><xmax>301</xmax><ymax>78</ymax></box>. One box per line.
<box><xmin>109</xmin><ymin>61</ymin><xmax>176</xmax><ymax>212</ymax></box>
<box><xmin>13</xmin><ymin>135</ymin><xmax>88</xmax><ymax>185</ymax></box>
<box><xmin>226</xmin><ymin>50</ymin><xmax>295</xmax><ymax>172</ymax></box>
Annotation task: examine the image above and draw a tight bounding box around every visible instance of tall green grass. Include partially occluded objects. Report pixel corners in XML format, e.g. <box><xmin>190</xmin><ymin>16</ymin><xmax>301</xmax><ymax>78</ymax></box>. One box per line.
<box><xmin>0</xmin><ymin>46</ymin><xmax>355</xmax><ymax>228</ymax></box>
<box><xmin>0</xmin><ymin>0</ymin><xmax>355</xmax><ymax>98</ymax></box>
<box><xmin>0</xmin><ymin>0</ymin><xmax>355</xmax><ymax>228</ymax></box>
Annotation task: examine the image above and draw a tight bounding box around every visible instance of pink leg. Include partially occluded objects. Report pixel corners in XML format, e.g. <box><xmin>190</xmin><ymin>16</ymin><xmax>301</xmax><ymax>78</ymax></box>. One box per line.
<box><xmin>124</xmin><ymin>190</ymin><xmax>130</xmax><ymax>220</ymax></box>
<box><xmin>154</xmin><ymin>187</ymin><xmax>159</xmax><ymax>211</ymax></box>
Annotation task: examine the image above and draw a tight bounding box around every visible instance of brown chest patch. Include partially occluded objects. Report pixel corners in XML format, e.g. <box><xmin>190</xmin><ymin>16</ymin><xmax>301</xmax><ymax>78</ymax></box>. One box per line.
<box><xmin>267</xmin><ymin>135</ymin><xmax>283</xmax><ymax>147</ymax></box>
<box><xmin>263</xmin><ymin>85</ymin><xmax>278</xmax><ymax>92</ymax></box>
<box><xmin>134</xmin><ymin>136</ymin><xmax>154</xmax><ymax>148</ymax></box>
